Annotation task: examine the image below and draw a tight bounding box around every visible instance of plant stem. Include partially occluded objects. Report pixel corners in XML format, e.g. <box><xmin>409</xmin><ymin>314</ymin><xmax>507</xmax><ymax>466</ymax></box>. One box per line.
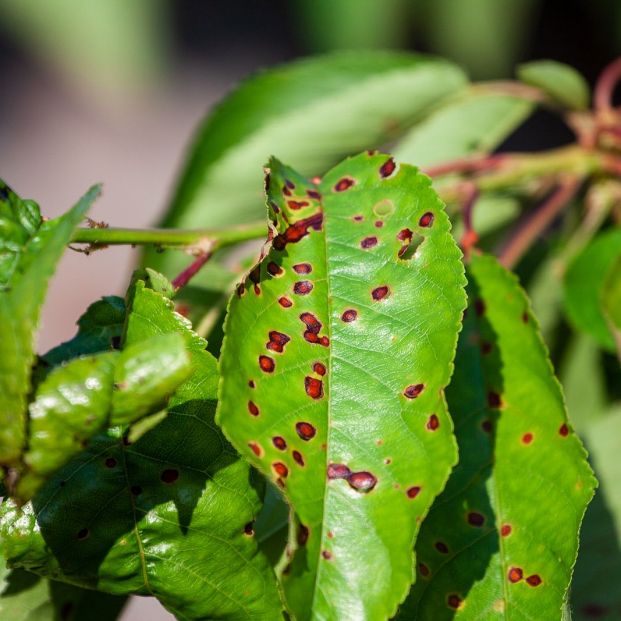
<box><xmin>171</xmin><ymin>252</ymin><xmax>213</xmax><ymax>290</ymax></box>
<box><xmin>71</xmin><ymin>222</ymin><xmax>268</xmax><ymax>253</ymax></box>
<box><xmin>498</xmin><ymin>177</ymin><xmax>581</xmax><ymax>269</ymax></box>
<box><xmin>594</xmin><ymin>57</ymin><xmax>621</xmax><ymax>113</ymax></box>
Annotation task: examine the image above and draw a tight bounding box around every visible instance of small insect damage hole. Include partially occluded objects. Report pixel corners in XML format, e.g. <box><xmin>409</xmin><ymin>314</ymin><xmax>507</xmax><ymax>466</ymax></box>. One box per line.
<box><xmin>305</xmin><ymin>376</ymin><xmax>324</xmax><ymax>399</ymax></box>
<box><xmin>508</xmin><ymin>567</ymin><xmax>523</xmax><ymax>583</ymax></box>
<box><xmin>334</xmin><ymin>177</ymin><xmax>355</xmax><ymax>192</ymax></box>
<box><xmin>266</xmin><ymin>330</ymin><xmax>291</xmax><ymax>353</ymax></box>
<box><xmin>296</xmin><ymin>421</ymin><xmax>317</xmax><ymax>440</ymax></box>
<box><xmin>272</xmin><ymin>436</ymin><xmax>287</xmax><ymax>450</ymax></box>
<box><xmin>161</xmin><ymin>469</ymin><xmax>180</xmax><ymax>484</ymax></box>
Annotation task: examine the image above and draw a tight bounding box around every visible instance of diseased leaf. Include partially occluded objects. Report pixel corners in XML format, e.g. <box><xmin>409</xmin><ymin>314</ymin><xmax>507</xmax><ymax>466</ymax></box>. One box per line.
<box><xmin>398</xmin><ymin>254</ymin><xmax>596</xmax><ymax>619</ymax></box>
<box><xmin>0</xmin><ymin>274</ymin><xmax>283</xmax><ymax>621</ymax></box>
<box><xmin>41</xmin><ymin>296</ymin><xmax>125</xmax><ymax>366</ymax></box>
<box><xmin>17</xmin><ymin>334</ymin><xmax>191</xmax><ymax>500</ymax></box>
<box><xmin>518</xmin><ymin>60</ymin><xmax>590</xmax><ymax>110</ymax></box>
<box><xmin>394</xmin><ymin>91</ymin><xmax>533</xmax><ymax>168</ymax></box>
<box><xmin>602</xmin><ymin>256</ymin><xmax>621</xmax><ymax>359</ymax></box>
<box><xmin>0</xmin><ymin>184</ymin><xmax>100</xmax><ymax>468</ymax></box>
<box><xmin>564</xmin><ymin>229</ymin><xmax>621</xmax><ymax>351</ymax></box>
<box><xmin>145</xmin><ymin>51</ymin><xmax>466</xmax><ymax>277</ymax></box>
<box><xmin>571</xmin><ymin>407</ymin><xmax>621</xmax><ymax>620</ymax></box>
<box><xmin>217</xmin><ymin>152</ymin><xmax>466</xmax><ymax>619</ymax></box>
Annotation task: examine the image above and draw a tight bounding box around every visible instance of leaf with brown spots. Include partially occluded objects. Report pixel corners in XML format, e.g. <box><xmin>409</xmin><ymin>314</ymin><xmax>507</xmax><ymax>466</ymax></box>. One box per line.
<box><xmin>397</xmin><ymin>254</ymin><xmax>596</xmax><ymax>620</ymax></box>
<box><xmin>217</xmin><ymin>152</ymin><xmax>466</xmax><ymax>620</ymax></box>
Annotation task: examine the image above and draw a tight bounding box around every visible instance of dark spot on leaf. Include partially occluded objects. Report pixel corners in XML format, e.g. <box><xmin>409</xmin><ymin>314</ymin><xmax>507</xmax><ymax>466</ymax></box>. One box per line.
<box><xmin>487</xmin><ymin>391</ymin><xmax>502</xmax><ymax>408</ymax></box>
<box><xmin>104</xmin><ymin>457</ymin><xmax>117</xmax><ymax>468</ymax></box>
<box><xmin>348</xmin><ymin>471</ymin><xmax>377</xmax><ymax>492</ymax></box>
<box><xmin>501</xmin><ymin>524</ymin><xmax>512</xmax><ymax>537</ymax></box>
<box><xmin>288</xmin><ymin>200</ymin><xmax>309</xmax><ymax>210</ymax></box>
<box><xmin>447</xmin><ymin>594</ymin><xmax>462</xmax><ymax>610</ymax></box>
<box><xmin>426</xmin><ymin>414</ymin><xmax>439</xmax><ymax>430</ymax></box>
<box><xmin>266</xmin><ymin>330</ymin><xmax>291</xmax><ymax>353</ymax></box>
<box><xmin>77</xmin><ymin>528</ymin><xmax>89</xmax><ymax>540</ymax></box>
<box><xmin>508</xmin><ymin>567</ymin><xmax>523</xmax><ymax>583</ymax></box>
<box><xmin>268</xmin><ymin>200</ymin><xmax>279</xmax><ymax>214</ymax></box>
<box><xmin>296</xmin><ymin>422</ymin><xmax>316</xmax><ymax>440</ymax></box>
<box><xmin>283</xmin><ymin>185</ymin><xmax>292</xmax><ymax>197</ymax></box>
<box><xmin>294</xmin><ymin>280</ymin><xmax>313</xmax><ymax>295</ymax></box>
<box><xmin>522</xmin><ymin>433</ymin><xmax>533</xmax><ymax>445</ymax></box>
<box><xmin>292</xmin><ymin>450</ymin><xmax>305</xmax><ymax>466</ymax></box>
<box><xmin>307</xmin><ymin>189</ymin><xmax>321</xmax><ymax>200</ymax></box>
<box><xmin>467</xmin><ymin>512</ymin><xmax>485</xmax><ymax>527</ymax></box>
<box><xmin>380</xmin><ymin>157</ymin><xmax>396</xmax><ymax>177</ymax></box>
<box><xmin>353</xmin><ymin>214</ymin><xmax>364</xmax><ymax>222</ymax></box>
<box><xmin>267</xmin><ymin>262</ymin><xmax>283</xmax><ymax>276</ymax></box>
<box><xmin>293</xmin><ymin>263</ymin><xmax>312</xmax><ymax>274</ymax></box>
<box><xmin>559</xmin><ymin>423</ymin><xmax>569</xmax><ymax>436</ymax></box>
<box><xmin>298</xmin><ymin>525</ymin><xmax>309</xmax><ymax>545</ymax></box>
<box><xmin>361</xmin><ymin>236</ymin><xmax>378</xmax><ymax>249</ymax></box>
<box><xmin>273</xmin><ymin>462</ymin><xmax>288</xmax><ymax>478</ymax></box>
<box><xmin>248</xmin><ymin>442</ymin><xmax>262</xmax><ymax>457</ymax></box>
<box><xmin>419</xmin><ymin>562</ymin><xmax>430</xmax><ymax>577</ymax></box>
<box><xmin>244</xmin><ymin>522</ymin><xmax>254</xmax><ymax>536</ymax></box>
<box><xmin>305</xmin><ymin>376</ymin><xmax>323</xmax><ymax>399</ymax></box>
<box><xmin>372</xmin><ymin>286</ymin><xmax>389</xmax><ymax>301</ymax></box>
<box><xmin>334</xmin><ymin>177</ymin><xmax>355</xmax><ymax>192</ymax></box>
<box><xmin>375</xmin><ymin>220</ymin><xmax>384</xmax><ymax>228</ymax></box>
<box><xmin>285</xmin><ymin>179</ymin><xmax>295</xmax><ymax>190</ymax></box>
<box><xmin>161</xmin><ymin>469</ymin><xmax>179</xmax><ymax>484</ymax></box>
<box><xmin>526</xmin><ymin>574</ymin><xmax>542</xmax><ymax>587</ymax></box>
<box><xmin>419</xmin><ymin>211</ymin><xmax>434</xmax><ymax>227</ymax></box>
<box><xmin>397</xmin><ymin>228</ymin><xmax>413</xmax><ymax>242</ymax></box>
<box><xmin>481</xmin><ymin>341</ymin><xmax>493</xmax><ymax>355</ymax></box>
<box><xmin>110</xmin><ymin>335</ymin><xmax>121</xmax><ymax>349</ymax></box>
<box><xmin>272</xmin><ymin>213</ymin><xmax>323</xmax><ymax>250</ymax></box>
<box><xmin>481</xmin><ymin>419</ymin><xmax>493</xmax><ymax>433</ymax></box>
<box><xmin>131</xmin><ymin>485</ymin><xmax>142</xmax><ymax>496</ymax></box>
<box><xmin>327</xmin><ymin>463</ymin><xmax>351</xmax><ymax>479</ymax></box>
<box><xmin>322</xmin><ymin>550</ymin><xmax>332</xmax><ymax>560</ymax></box>
<box><xmin>313</xmin><ymin>362</ymin><xmax>326</xmax><ymax>376</ymax></box>
<box><xmin>248</xmin><ymin>401</ymin><xmax>260</xmax><ymax>416</ymax></box>
<box><xmin>236</xmin><ymin>283</ymin><xmax>246</xmax><ymax>297</ymax></box>
<box><xmin>248</xmin><ymin>380</ymin><xmax>255</xmax><ymax>388</ymax></box>
<box><xmin>404</xmin><ymin>383</ymin><xmax>424</xmax><ymax>399</ymax></box>
<box><xmin>581</xmin><ymin>604</ymin><xmax>608</xmax><ymax>617</ymax></box>
<box><xmin>273</xmin><ymin>436</ymin><xmax>287</xmax><ymax>450</ymax></box>
<box><xmin>522</xmin><ymin>311</ymin><xmax>529</xmax><ymax>323</ymax></box>
<box><xmin>259</xmin><ymin>355</ymin><xmax>275</xmax><ymax>373</ymax></box>
<box><xmin>341</xmin><ymin>309</ymin><xmax>358</xmax><ymax>322</ymax></box>
<box><xmin>60</xmin><ymin>602</ymin><xmax>74</xmax><ymax>620</ymax></box>
<box><xmin>407</xmin><ymin>486</ymin><xmax>421</xmax><ymax>499</ymax></box>
<box><xmin>435</xmin><ymin>541</ymin><xmax>449</xmax><ymax>554</ymax></box>
<box><xmin>475</xmin><ymin>299</ymin><xmax>485</xmax><ymax>316</ymax></box>
<box><xmin>278</xmin><ymin>296</ymin><xmax>293</xmax><ymax>308</ymax></box>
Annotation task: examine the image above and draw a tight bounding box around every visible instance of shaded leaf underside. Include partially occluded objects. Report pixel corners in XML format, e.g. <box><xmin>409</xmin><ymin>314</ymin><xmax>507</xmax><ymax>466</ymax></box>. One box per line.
<box><xmin>217</xmin><ymin>152</ymin><xmax>466</xmax><ymax>620</ymax></box>
<box><xmin>398</xmin><ymin>254</ymin><xmax>596</xmax><ymax>620</ymax></box>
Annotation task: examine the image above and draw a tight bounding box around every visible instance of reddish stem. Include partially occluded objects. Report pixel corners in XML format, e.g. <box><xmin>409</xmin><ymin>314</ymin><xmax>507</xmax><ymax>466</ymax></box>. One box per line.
<box><xmin>498</xmin><ymin>177</ymin><xmax>581</xmax><ymax>269</ymax></box>
<box><xmin>423</xmin><ymin>154</ymin><xmax>507</xmax><ymax>178</ymax></box>
<box><xmin>594</xmin><ymin>57</ymin><xmax>621</xmax><ymax>113</ymax></box>
<box><xmin>459</xmin><ymin>182</ymin><xmax>480</xmax><ymax>258</ymax></box>
<box><xmin>171</xmin><ymin>252</ymin><xmax>213</xmax><ymax>290</ymax></box>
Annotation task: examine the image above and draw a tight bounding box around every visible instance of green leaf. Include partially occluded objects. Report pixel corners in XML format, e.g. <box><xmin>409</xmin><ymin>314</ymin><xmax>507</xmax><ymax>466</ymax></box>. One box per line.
<box><xmin>1</xmin><ymin>562</ymin><xmax>126</xmax><ymax>621</ymax></box>
<box><xmin>397</xmin><ymin>254</ymin><xmax>595</xmax><ymax>619</ymax></box>
<box><xmin>571</xmin><ymin>406</ymin><xmax>621</xmax><ymax>620</ymax></box>
<box><xmin>602</xmin><ymin>256</ymin><xmax>621</xmax><ymax>359</ymax></box>
<box><xmin>0</xmin><ymin>274</ymin><xmax>283</xmax><ymax>620</ymax></box>
<box><xmin>564</xmin><ymin>229</ymin><xmax>621</xmax><ymax>351</ymax></box>
<box><xmin>41</xmin><ymin>296</ymin><xmax>125</xmax><ymax>366</ymax></box>
<box><xmin>16</xmin><ymin>334</ymin><xmax>191</xmax><ymax>500</ymax></box>
<box><xmin>217</xmin><ymin>152</ymin><xmax>466</xmax><ymax>619</ymax></box>
<box><xmin>394</xmin><ymin>91</ymin><xmax>533</xmax><ymax>167</ymax></box>
<box><xmin>0</xmin><ymin>185</ymin><xmax>100</xmax><ymax>468</ymax></box>
<box><xmin>518</xmin><ymin>60</ymin><xmax>590</xmax><ymax>110</ymax></box>
<box><xmin>145</xmin><ymin>51</ymin><xmax>465</xmax><ymax>276</ymax></box>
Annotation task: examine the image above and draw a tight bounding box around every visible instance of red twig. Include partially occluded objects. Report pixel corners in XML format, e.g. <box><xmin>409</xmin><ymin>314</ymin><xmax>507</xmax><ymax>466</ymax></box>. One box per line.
<box><xmin>498</xmin><ymin>177</ymin><xmax>581</xmax><ymax>269</ymax></box>
<box><xmin>423</xmin><ymin>154</ymin><xmax>507</xmax><ymax>178</ymax></box>
<box><xmin>171</xmin><ymin>252</ymin><xmax>213</xmax><ymax>290</ymax></box>
<box><xmin>459</xmin><ymin>182</ymin><xmax>480</xmax><ymax>259</ymax></box>
<box><xmin>595</xmin><ymin>57</ymin><xmax>621</xmax><ymax>113</ymax></box>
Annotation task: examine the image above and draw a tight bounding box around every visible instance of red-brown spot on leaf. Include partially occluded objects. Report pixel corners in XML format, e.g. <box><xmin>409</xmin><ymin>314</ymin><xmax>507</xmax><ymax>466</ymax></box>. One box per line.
<box><xmin>522</xmin><ymin>311</ymin><xmax>529</xmax><ymax>323</ymax></box>
<box><xmin>334</xmin><ymin>177</ymin><xmax>355</xmax><ymax>192</ymax></box>
<box><xmin>488</xmin><ymin>391</ymin><xmax>502</xmax><ymax>408</ymax></box>
<box><xmin>236</xmin><ymin>283</ymin><xmax>245</xmax><ymax>297</ymax></box>
<box><xmin>287</xmin><ymin>200</ymin><xmax>309</xmax><ymax>210</ymax></box>
<box><xmin>272</xmin><ymin>213</ymin><xmax>323</xmax><ymax>250</ymax></box>
<box><xmin>522</xmin><ymin>433</ymin><xmax>534</xmax><ymax>445</ymax></box>
<box><xmin>267</xmin><ymin>262</ymin><xmax>283</xmax><ymax>277</ymax></box>
<box><xmin>375</xmin><ymin>220</ymin><xmax>384</xmax><ymax>228</ymax></box>
<box><xmin>266</xmin><ymin>330</ymin><xmax>291</xmax><ymax>353</ymax></box>
<box><xmin>559</xmin><ymin>423</ymin><xmax>569</xmax><ymax>437</ymax></box>
<box><xmin>501</xmin><ymin>524</ymin><xmax>512</xmax><ymax>537</ymax></box>
<box><xmin>397</xmin><ymin>228</ymin><xmax>413</xmax><ymax>242</ymax></box>
<box><xmin>322</xmin><ymin>550</ymin><xmax>332</xmax><ymax>560</ymax></box>
<box><xmin>481</xmin><ymin>341</ymin><xmax>493</xmax><ymax>355</ymax></box>
<box><xmin>447</xmin><ymin>594</ymin><xmax>462</xmax><ymax>610</ymax></box>
<box><xmin>508</xmin><ymin>567</ymin><xmax>523</xmax><ymax>583</ymax></box>
<box><xmin>278</xmin><ymin>296</ymin><xmax>293</xmax><ymax>308</ymax></box>
<box><xmin>353</xmin><ymin>214</ymin><xmax>364</xmax><ymax>222</ymax></box>
<box><xmin>283</xmin><ymin>185</ymin><xmax>292</xmax><ymax>197</ymax></box>
<box><xmin>419</xmin><ymin>562</ymin><xmax>430</xmax><ymax>577</ymax></box>
<box><xmin>248</xmin><ymin>401</ymin><xmax>260</xmax><ymax>416</ymax></box>
<box><xmin>475</xmin><ymin>299</ymin><xmax>486</xmax><ymax>316</ymax></box>
<box><xmin>467</xmin><ymin>512</ymin><xmax>485</xmax><ymax>527</ymax></box>
<box><xmin>273</xmin><ymin>462</ymin><xmax>288</xmax><ymax>478</ymax></box>
<box><xmin>419</xmin><ymin>211</ymin><xmax>434</xmax><ymax>227</ymax></box>
<box><xmin>526</xmin><ymin>575</ymin><xmax>542</xmax><ymax>587</ymax></box>
<box><xmin>348</xmin><ymin>471</ymin><xmax>377</xmax><ymax>492</ymax></box>
<box><xmin>407</xmin><ymin>486</ymin><xmax>421</xmax><ymax>499</ymax></box>
<box><xmin>105</xmin><ymin>457</ymin><xmax>117</xmax><ymax>468</ymax></box>
<box><xmin>248</xmin><ymin>442</ymin><xmax>263</xmax><ymax>457</ymax></box>
<box><xmin>294</xmin><ymin>280</ymin><xmax>313</xmax><ymax>295</ymax></box>
<box><xmin>361</xmin><ymin>236</ymin><xmax>378</xmax><ymax>249</ymax></box>
<box><xmin>341</xmin><ymin>309</ymin><xmax>358</xmax><ymax>322</ymax></box>
<box><xmin>293</xmin><ymin>263</ymin><xmax>312</xmax><ymax>274</ymax></box>
<box><xmin>259</xmin><ymin>355</ymin><xmax>275</xmax><ymax>373</ymax></box>
<box><xmin>272</xmin><ymin>436</ymin><xmax>287</xmax><ymax>450</ymax></box>
<box><xmin>481</xmin><ymin>419</ymin><xmax>493</xmax><ymax>433</ymax></box>
<box><xmin>426</xmin><ymin>414</ymin><xmax>439</xmax><ymax>430</ymax></box>
<box><xmin>305</xmin><ymin>376</ymin><xmax>324</xmax><ymax>399</ymax></box>
<box><xmin>248</xmin><ymin>380</ymin><xmax>255</xmax><ymax>388</ymax></box>
<box><xmin>285</xmin><ymin>179</ymin><xmax>295</xmax><ymax>189</ymax></box>
<box><xmin>313</xmin><ymin>362</ymin><xmax>326</xmax><ymax>376</ymax></box>
<box><xmin>319</xmin><ymin>336</ymin><xmax>330</xmax><ymax>347</ymax></box>
<box><xmin>307</xmin><ymin>189</ymin><xmax>321</xmax><ymax>200</ymax></box>
<box><xmin>244</xmin><ymin>522</ymin><xmax>254</xmax><ymax>536</ymax></box>
<box><xmin>380</xmin><ymin>157</ymin><xmax>396</xmax><ymax>178</ymax></box>
<box><xmin>298</xmin><ymin>525</ymin><xmax>309</xmax><ymax>545</ymax></box>
<box><xmin>404</xmin><ymin>384</ymin><xmax>425</xmax><ymax>399</ymax></box>
<box><xmin>435</xmin><ymin>541</ymin><xmax>449</xmax><ymax>554</ymax></box>
<box><xmin>292</xmin><ymin>450</ymin><xmax>305</xmax><ymax>466</ymax></box>
<box><xmin>372</xmin><ymin>286</ymin><xmax>390</xmax><ymax>301</ymax></box>
<box><xmin>327</xmin><ymin>463</ymin><xmax>351</xmax><ymax>479</ymax></box>
<box><xmin>296</xmin><ymin>422</ymin><xmax>316</xmax><ymax>440</ymax></box>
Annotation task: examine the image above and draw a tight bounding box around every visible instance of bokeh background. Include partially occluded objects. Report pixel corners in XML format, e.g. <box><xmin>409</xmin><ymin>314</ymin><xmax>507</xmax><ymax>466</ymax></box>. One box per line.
<box><xmin>1</xmin><ymin>1</ymin><xmax>620</xmax><ymax>618</ymax></box>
